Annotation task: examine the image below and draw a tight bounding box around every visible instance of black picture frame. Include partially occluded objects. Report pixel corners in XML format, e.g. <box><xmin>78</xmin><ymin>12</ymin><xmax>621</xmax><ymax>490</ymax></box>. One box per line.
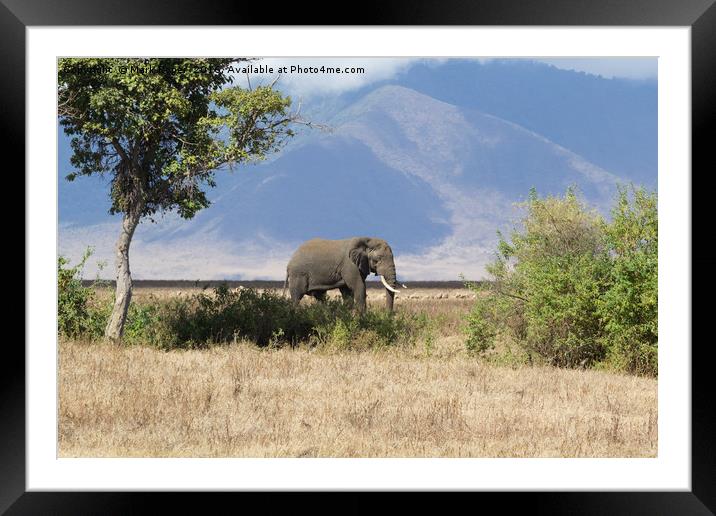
<box><xmin>7</xmin><ymin>0</ymin><xmax>714</xmax><ymax>513</ymax></box>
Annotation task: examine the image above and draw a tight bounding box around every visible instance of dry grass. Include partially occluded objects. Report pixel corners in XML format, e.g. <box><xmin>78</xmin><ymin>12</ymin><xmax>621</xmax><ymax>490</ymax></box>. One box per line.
<box><xmin>59</xmin><ymin>289</ymin><xmax>657</xmax><ymax>458</ymax></box>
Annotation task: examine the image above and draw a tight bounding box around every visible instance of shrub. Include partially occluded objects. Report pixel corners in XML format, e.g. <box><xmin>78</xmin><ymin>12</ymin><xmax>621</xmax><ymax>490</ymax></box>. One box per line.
<box><xmin>463</xmin><ymin>284</ymin><xmax>507</xmax><ymax>354</ymax></box>
<box><xmin>58</xmin><ymin>248</ymin><xmax>109</xmax><ymax>339</ymax></box>
<box><xmin>311</xmin><ymin>304</ymin><xmax>427</xmax><ymax>351</ymax></box>
<box><xmin>123</xmin><ymin>300</ymin><xmax>163</xmax><ymax>344</ymax></box>
<box><xmin>465</xmin><ymin>188</ymin><xmax>610</xmax><ymax>367</ymax></box>
<box><xmin>598</xmin><ymin>186</ymin><xmax>658</xmax><ymax>376</ymax></box>
<box><xmin>464</xmin><ymin>186</ymin><xmax>658</xmax><ymax>375</ymax></box>
<box><xmin>139</xmin><ymin>285</ymin><xmax>307</xmax><ymax>349</ymax></box>
<box><xmin>128</xmin><ymin>285</ymin><xmax>428</xmax><ymax>350</ymax></box>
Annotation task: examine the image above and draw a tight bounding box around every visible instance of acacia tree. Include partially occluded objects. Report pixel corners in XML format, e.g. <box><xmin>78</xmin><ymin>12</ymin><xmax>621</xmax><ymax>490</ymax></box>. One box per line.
<box><xmin>58</xmin><ymin>58</ymin><xmax>299</xmax><ymax>341</ymax></box>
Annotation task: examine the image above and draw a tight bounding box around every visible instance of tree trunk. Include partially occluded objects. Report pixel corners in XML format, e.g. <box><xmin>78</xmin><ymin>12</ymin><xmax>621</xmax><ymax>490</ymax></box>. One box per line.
<box><xmin>104</xmin><ymin>207</ymin><xmax>142</xmax><ymax>342</ymax></box>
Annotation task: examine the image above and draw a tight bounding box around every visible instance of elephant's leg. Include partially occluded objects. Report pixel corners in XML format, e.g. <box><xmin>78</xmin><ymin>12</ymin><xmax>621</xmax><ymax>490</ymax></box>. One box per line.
<box><xmin>341</xmin><ymin>267</ymin><xmax>367</xmax><ymax>314</ymax></box>
<box><xmin>312</xmin><ymin>290</ymin><xmax>327</xmax><ymax>303</ymax></box>
<box><xmin>290</xmin><ymin>288</ymin><xmax>304</xmax><ymax>306</ymax></box>
<box><xmin>353</xmin><ymin>283</ymin><xmax>366</xmax><ymax>314</ymax></box>
<box><xmin>342</xmin><ymin>272</ymin><xmax>366</xmax><ymax>314</ymax></box>
<box><xmin>289</xmin><ymin>274</ymin><xmax>307</xmax><ymax>306</ymax></box>
<box><xmin>339</xmin><ymin>286</ymin><xmax>353</xmax><ymax>305</ymax></box>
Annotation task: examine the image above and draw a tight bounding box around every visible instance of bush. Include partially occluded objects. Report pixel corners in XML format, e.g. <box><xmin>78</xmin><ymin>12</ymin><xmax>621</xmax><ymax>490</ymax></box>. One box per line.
<box><xmin>58</xmin><ymin>248</ymin><xmax>109</xmax><ymax>339</ymax></box>
<box><xmin>311</xmin><ymin>303</ymin><xmax>428</xmax><ymax>351</ymax></box>
<box><xmin>57</xmin><ymin>262</ymin><xmax>430</xmax><ymax>350</ymax></box>
<box><xmin>160</xmin><ymin>285</ymin><xmax>314</xmax><ymax>348</ymax></box>
<box><xmin>598</xmin><ymin>186</ymin><xmax>658</xmax><ymax>375</ymax></box>
<box><xmin>123</xmin><ymin>300</ymin><xmax>163</xmax><ymax>343</ymax></box>
<box><xmin>464</xmin><ymin>285</ymin><xmax>510</xmax><ymax>354</ymax></box>
<box><xmin>464</xmin><ymin>186</ymin><xmax>658</xmax><ymax>376</ymax></box>
<box><xmin>126</xmin><ymin>284</ymin><xmax>428</xmax><ymax>350</ymax></box>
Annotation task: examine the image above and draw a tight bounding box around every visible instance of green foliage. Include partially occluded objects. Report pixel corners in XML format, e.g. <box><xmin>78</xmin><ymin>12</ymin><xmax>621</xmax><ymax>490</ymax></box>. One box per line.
<box><xmin>416</xmin><ymin>312</ymin><xmax>439</xmax><ymax>355</ymax></box>
<box><xmin>598</xmin><ymin>186</ymin><xmax>658</xmax><ymax>375</ymax></box>
<box><xmin>57</xmin><ymin>248</ymin><xmax>109</xmax><ymax>339</ymax></box>
<box><xmin>155</xmin><ymin>285</ymin><xmax>314</xmax><ymax>349</ymax></box>
<box><xmin>464</xmin><ymin>186</ymin><xmax>658</xmax><ymax>376</ymax></box>
<box><xmin>117</xmin><ymin>285</ymin><xmax>429</xmax><ymax>351</ymax></box>
<box><xmin>311</xmin><ymin>305</ymin><xmax>428</xmax><ymax>351</ymax></box>
<box><xmin>463</xmin><ymin>283</ymin><xmax>517</xmax><ymax>355</ymax></box>
<box><xmin>58</xmin><ymin>58</ymin><xmax>296</xmax><ymax>220</ymax></box>
<box><xmin>57</xmin><ymin>271</ymin><xmax>431</xmax><ymax>350</ymax></box>
<box><xmin>123</xmin><ymin>301</ymin><xmax>162</xmax><ymax>343</ymax></box>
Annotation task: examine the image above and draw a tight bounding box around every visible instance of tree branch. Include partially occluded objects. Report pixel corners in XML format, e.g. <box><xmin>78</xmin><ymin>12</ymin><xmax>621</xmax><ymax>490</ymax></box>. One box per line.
<box><xmin>109</xmin><ymin>138</ymin><xmax>130</xmax><ymax>163</ymax></box>
<box><xmin>495</xmin><ymin>287</ymin><xmax>529</xmax><ymax>303</ymax></box>
<box><xmin>57</xmin><ymin>89</ymin><xmax>81</xmax><ymax>118</ymax></box>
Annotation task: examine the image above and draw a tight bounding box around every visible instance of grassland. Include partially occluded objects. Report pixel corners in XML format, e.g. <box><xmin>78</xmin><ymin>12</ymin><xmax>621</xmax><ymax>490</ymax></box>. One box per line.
<box><xmin>59</xmin><ymin>287</ymin><xmax>657</xmax><ymax>458</ymax></box>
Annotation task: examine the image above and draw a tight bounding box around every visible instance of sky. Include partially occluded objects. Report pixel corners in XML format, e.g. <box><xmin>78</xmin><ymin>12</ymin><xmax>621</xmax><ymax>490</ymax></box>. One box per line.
<box><xmin>231</xmin><ymin>57</ymin><xmax>657</xmax><ymax>99</ymax></box>
<box><xmin>538</xmin><ymin>58</ymin><xmax>657</xmax><ymax>80</ymax></box>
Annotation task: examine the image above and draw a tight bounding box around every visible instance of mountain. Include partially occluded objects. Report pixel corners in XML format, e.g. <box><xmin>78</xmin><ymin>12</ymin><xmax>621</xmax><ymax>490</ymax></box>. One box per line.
<box><xmin>317</xmin><ymin>59</ymin><xmax>657</xmax><ymax>187</ymax></box>
<box><xmin>58</xmin><ymin>61</ymin><xmax>656</xmax><ymax>280</ymax></box>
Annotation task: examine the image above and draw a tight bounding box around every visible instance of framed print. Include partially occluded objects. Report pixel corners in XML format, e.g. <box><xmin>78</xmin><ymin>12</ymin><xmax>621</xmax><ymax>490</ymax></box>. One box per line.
<box><xmin>7</xmin><ymin>0</ymin><xmax>715</xmax><ymax>513</ymax></box>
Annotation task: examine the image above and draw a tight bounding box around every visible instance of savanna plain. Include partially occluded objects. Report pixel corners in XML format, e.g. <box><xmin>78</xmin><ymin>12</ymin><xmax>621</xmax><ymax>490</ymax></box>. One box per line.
<box><xmin>59</xmin><ymin>285</ymin><xmax>657</xmax><ymax>458</ymax></box>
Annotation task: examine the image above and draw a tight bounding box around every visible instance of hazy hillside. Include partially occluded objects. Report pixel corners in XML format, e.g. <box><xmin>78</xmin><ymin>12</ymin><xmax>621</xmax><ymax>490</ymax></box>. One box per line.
<box><xmin>336</xmin><ymin>59</ymin><xmax>657</xmax><ymax>186</ymax></box>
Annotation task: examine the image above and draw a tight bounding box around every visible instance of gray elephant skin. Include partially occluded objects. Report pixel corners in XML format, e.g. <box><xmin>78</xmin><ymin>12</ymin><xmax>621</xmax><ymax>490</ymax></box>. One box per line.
<box><xmin>284</xmin><ymin>237</ymin><xmax>402</xmax><ymax>313</ymax></box>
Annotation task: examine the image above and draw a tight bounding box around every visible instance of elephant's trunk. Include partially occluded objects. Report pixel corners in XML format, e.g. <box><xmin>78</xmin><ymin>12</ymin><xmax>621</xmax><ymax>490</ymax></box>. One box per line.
<box><xmin>386</xmin><ymin>288</ymin><xmax>395</xmax><ymax>312</ymax></box>
<box><xmin>379</xmin><ymin>263</ymin><xmax>399</xmax><ymax>311</ymax></box>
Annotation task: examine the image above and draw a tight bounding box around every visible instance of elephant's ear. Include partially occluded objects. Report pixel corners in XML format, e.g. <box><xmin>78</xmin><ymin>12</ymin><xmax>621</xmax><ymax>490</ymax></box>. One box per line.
<box><xmin>349</xmin><ymin>247</ymin><xmax>370</xmax><ymax>278</ymax></box>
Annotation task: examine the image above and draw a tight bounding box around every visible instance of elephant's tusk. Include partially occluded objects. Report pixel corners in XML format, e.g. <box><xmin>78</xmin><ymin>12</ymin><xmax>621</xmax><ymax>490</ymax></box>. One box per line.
<box><xmin>401</xmin><ymin>283</ymin><xmax>408</xmax><ymax>289</ymax></box>
<box><xmin>380</xmin><ymin>276</ymin><xmax>400</xmax><ymax>294</ymax></box>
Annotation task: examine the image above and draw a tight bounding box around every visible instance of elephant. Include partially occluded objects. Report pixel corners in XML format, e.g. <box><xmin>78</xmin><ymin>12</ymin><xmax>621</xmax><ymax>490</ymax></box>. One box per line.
<box><xmin>283</xmin><ymin>237</ymin><xmax>404</xmax><ymax>313</ymax></box>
